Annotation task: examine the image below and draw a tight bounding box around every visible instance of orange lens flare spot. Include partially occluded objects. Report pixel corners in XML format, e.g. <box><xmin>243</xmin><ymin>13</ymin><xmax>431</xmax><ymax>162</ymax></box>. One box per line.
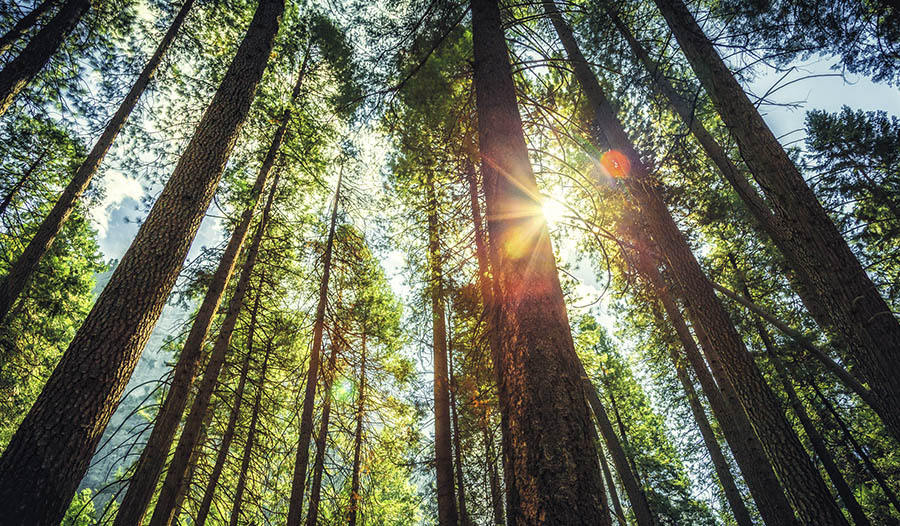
<box><xmin>600</xmin><ymin>150</ymin><xmax>630</xmax><ymax>179</ymax></box>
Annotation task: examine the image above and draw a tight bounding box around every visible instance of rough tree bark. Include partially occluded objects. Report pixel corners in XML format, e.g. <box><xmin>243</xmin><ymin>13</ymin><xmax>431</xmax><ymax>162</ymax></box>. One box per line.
<box><xmin>306</xmin><ymin>341</ymin><xmax>339</xmax><ymax>526</ymax></box>
<box><xmin>194</xmin><ymin>293</ymin><xmax>261</xmax><ymax>526</ymax></box>
<box><xmin>545</xmin><ymin>2</ymin><xmax>846</xmax><ymax>522</ymax></box>
<box><xmin>228</xmin><ymin>339</ymin><xmax>272</xmax><ymax>526</ymax></box>
<box><xmin>149</xmin><ymin>170</ymin><xmax>280</xmax><ymax>526</ymax></box>
<box><xmin>0</xmin><ymin>1</ymin><xmax>282</xmax><ymax>522</ymax></box>
<box><xmin>653</xmin><ymin>0</ymin><xmax>900</xmax><ymax>442</ymax></box>
<box><xmin>471</xmin><ymin>0</ymin><xmax>608</xmax><ymax>522</ymax></box>
<box><xmin>0</xmin><ymin>0</ymin><xmax>89</xmax><ymax>117</ymax></box>
<box><xmin>0</xmin><ymin>0</ymin><xmax>194</xmax><ymax>323</ymax></box>
<box><xmin>113</xmin><ymin>42</ymin><xmax>308</xmax><ymax>525</ymax></box>
<box><xmin>286</xmin><ymin>167</ymin><xmax>343</xmax><ymax>526</ymax></box>
<box><xmin>426</xmin><ymin>169</ymin><xmax>459</xmax><ymax>526</ymax></box>
<box><xmin>0</xmin><ymin>0</ymin><xmax>57</xmax><ymax>56</ymax></box>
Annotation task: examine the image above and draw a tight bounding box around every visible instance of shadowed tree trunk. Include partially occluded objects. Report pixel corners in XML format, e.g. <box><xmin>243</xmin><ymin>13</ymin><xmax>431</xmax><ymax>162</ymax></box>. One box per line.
<box><xmin>426</xmin><ymin>169</ymin><xmax>459</xmax><ymax>526</ymax></box>
<box><xmin>470</xmin><ymin>0</ymin><xmax>608</xmax><ymax>522</ymax></box>
<box><xmin>149</xmin><ymin>170</ymin><xmax>280</xmax><ymax>526</ymax></box>
<box><xmin>812</xmin><ymin>383</ymin><xmax>900</xmax><ymax>516</ymax></box>
<box><xmin>228</xmin><ymin>339</ymin><xmax>272</xmax><ymax>526</ymax></box>
<box><xmin>597</xmin><ymin>440</ymin><xmax>627</xmax><ymax>525</ymax></box>
<box><xmin>172</xmin><ymin>407</ymin><xmax>214</xmax><ymax>524</ymax></box>
<box><xmin>634</xmin><ymin>248</ymin><xmax>795</xmax><ymax>525</ymax></box>
<box><xmin>730</xmin><ymin>257</ymin><xmax>870</xmax><ymax>525</ymax></box>
<box><xmin>652</xmin><ymin>0</ymin><xmax>900</xmax><ymax>442</ymax></box>
<box><xmin>194</xmin><ymin>294</ymin><xmax>261</xmax><ymax>526</ymax></box>
<box><xmin>286</xmin><ymin>167</ymin><xmax>343</xmax><ymax>526</ymax></box>
<box><xmin>544</xmin><ymin>3</ymin><xmax>846</xmax><ymax>522</ymax></box>
<box><xmin>306</xmin><ymin>341</ymin><xmax>339</xmax><ymax>526</ymax></box>
<box><xmin>0</xmin><ymin>0</ymin><xmax>89</xmax><ymax>117</ymax></box>
<box><xmin>114</xmin><ymin>45</ymin><xmax>308</xmax><ymax>525</ymax></box>
<box><xmin>582</xmin><ymin>374</ymin><xmax>654</xmax><ymax>526</ymax></box>
<box><xmin>0</xmin><ymin>1</ymin><xmax>282</xmax><ymax>522</ymax></box>
<box><xmin>0</xmin><ymin>0</ymin><xmax>194</xmax><ymax>324</ymax></box>
<box><xmin>650</xmin><ymin>303</ymin><xmax>753</xmax><ymax>526</ymax></box>
<box><xmin>0</xmin><ymin>0</ymin><xmax>57</xmax><ymax>56</ymax></box>
<box><xmin>347</xmin><ymin>334</ymin><xmax>366</xmax><ymax>526</ymax></box>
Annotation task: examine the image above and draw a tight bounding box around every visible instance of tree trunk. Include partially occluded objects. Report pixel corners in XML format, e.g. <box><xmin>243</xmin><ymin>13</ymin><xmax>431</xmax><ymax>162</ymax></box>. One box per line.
<box><xmin>114</xmin><ymin>40</ymin><xmax>307</xmax><ymax>524</ymax></box>
<box><xmin>306</xmin><ymin>341</ymin><xmax>338</xmax><ymax>526</ymax></box>
<box><xmin>448</xmin><ymin>320</ymin><xmax>471</xmax><ymax>526</ymax></box>
<box><xmin>582</xmin><ymin>374</ymin><xmax>654</xmax><ymax>526</ymax></box>
<box><xmin>544</xmin><ymin>2</ymin><xmax>846</xmax><ymax>522</ymax></box>
<box><xmin>635</xmin><ymin>250</ymin><xmax>796</xmax><ymax>525</ymax></box>
<box><xmin>426</xmin><ymin>169</ymin><xmax>459</xmax><ymax>526</ymax></box>
<box><xmin>480</xmin><ymin>408</ymin><xmax>505</xmax><ymax>526</ymax></box>
<box><xmin>286</xmin><ymin>167</ymin><xmax>343</xmax><ymax>526</ymax></box>
<box><xmin>470</xmin><ymin>1</ymin><xmax>608</xmax><ymax>522</ymax></box>
<box><xmin>652</xmin><ymin>303</ymin><xmax>754</xmax><ymax>526</ymax></box>
<box><xmin>0</xmin><ymin>149</ymin><xmax>45</xmax><ymax>217</ymax></box>
<box><xmin>149</xmin><ymin>170</ymin><xmax>280</xmax><ymax>526</ymax></box>
<box><xmin>597</xmin><ymin>440</ymin><xmax>627</xmax><ymax>525</ymax></box>
<box><xmin>730</xmin><ymin>257</ymin><xmax>870</xmax><ymax>525</ymax></box>
<box><xmin>0</xmin><ymin>0</ymin><xmax>195</xmax><ymax>323</ymax></box>
<box><xmin>653</xmin><ymin>0</ymin><xmax>900</xmax><ymax>442</ymax></box>
<box><xmin>0</xmin><ymin>0</ymin><xmax>282</xmax><ymax>522</ymax></box>
<box><xmin>813</xmin><ymin>383</ymin><xmax>900</xmax><ymax>515</ymax></box>
<box><xmin>711</xmin><ymin>282</ymin><xmax>881</xmax><ymax>415</ymax></box>
<box><xmin>0</xmin><ymin>0</ymin><xmax>88</xmax><ymax>117</ymax></box>
<box><xmin>0</xmin><ymin>0</ymin><xmax>57</xmax><ymax>56</ymax></box>
<box><xmin>347</xmin><ymin>335</ymin><xmax>366</xmax><ymax>526</ymax></box>
<box><xmin>192</xmin><ymin>293</ymin><xmax>260</xmax><ymax>526</ymax></box>
<box><xmin>171</xmin><ymin>406</ymin><xmax>214</xmax><ymax>524</ymax></box>
<box><xmin>228</xmin><ymin>339</ymin><xmax>272</xmax><ymax>526</ymax></box>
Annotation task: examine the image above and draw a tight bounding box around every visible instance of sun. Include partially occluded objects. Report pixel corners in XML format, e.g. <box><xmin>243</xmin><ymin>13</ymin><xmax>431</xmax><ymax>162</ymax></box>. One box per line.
<box><xmin>542</xmin><ymin>197</ymin><xmax>568</xmax><ymax>228</ymax></box>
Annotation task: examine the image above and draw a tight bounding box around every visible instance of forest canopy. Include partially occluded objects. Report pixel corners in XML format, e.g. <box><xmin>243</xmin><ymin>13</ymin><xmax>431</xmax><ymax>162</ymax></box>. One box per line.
<box><xmin>0</xmin><ymin>0</ymin><xmax>898</xmax><ymax>525</ymax></box>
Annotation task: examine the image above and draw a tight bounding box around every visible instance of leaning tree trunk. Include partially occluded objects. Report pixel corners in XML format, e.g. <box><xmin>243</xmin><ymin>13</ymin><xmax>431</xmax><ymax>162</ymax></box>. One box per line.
<box><xmin>194</xmin><ymin>293</ymin><xmax>261</xmax><ymax>526</ymax></box>
<box><xmin>347</xmin><ymin>334</ymin><xmax>367</xmax><ymax>526</ymax></box>
<box><xmin>0</xmin><ymin>149</ymin><xmax>45</xmax><ymax>217</ymax></box>
<box><xmin>228</xmin><ymin>339</ymin><xmax>272</xmax><ymax>526</ymax></box>
<box><xmin>730</xmin><ymin>258</ymin><xmax>870</xmax><ymax>525</ymax></box>
<box><xmin>306</xmin><ymin>341</ymin><xmax>339</xmax><ymax>526</ymax></box>
<box><xmin>470</xmin><ymin>0</ymin><xmax>608</xmax><ymax>522</ymax></box>
<box><xmin>426</xmin><ymin>169</ymin><xmax>459</xmax><ymax>526</ymax></box>
<box><xmin>149</xmin><ymin>171</ymin><xmax>280</xmax><ymax>526</ymax></box>
<box><xmin>650</xmin><ymin>302</ymin><xmax>753</xmax><ymax>526</ymax></box>
<box><xmin>171</xmin><ymin>406</ymin><xmax>214</xmax><ymax>524</ymax></box>
<box><xmin>113</xmin><ymin>42</ymin><xmax>307</xmax><ymax>524</ymax></box>
<box><xmin>581</xmin><ymin>375</ymin><xmax>654</xmax><ymax>526</ymax></box>
<box><xmin>0</xmin><ymin>0</ymin><xmax>282</xmax><ymax>522</ymax></box>
<box><xmin>543</xmin><ymin>3</ymin><xmax>846</xmax><ymax>523</ymax></box>
<box><xmin>286</xmin><ymin>167</ymin><xmax>343</xmax><ymax>526</ymax></box>
<box><xmin>653</xmin><ymin>0</ymin><xmax>900</xmax><ymax>442</ymax></box>
<box><xmin>480</xmin><ymin>408</ymin><xmax>505</xmax><ymax>526</ymax></box>
<box><xmin>0</xmin><ymin>0</ymin><xmax>57</xmax><ymax>56</ymax></box>
<box><xmin>0</xmin><ymin>0</ymin><xmax>194</xmax><ymax>324</ymax></box>
<box><xmin>637</xmin><ymin>253</ymin><xmax>796</xmax><ymax>526</ymax></box>
<box><xmin>0</xmin><ymin>0</ymin><xmax>89</xmax><ymax>117</ymax></box>
<box><xmin>597</xmin><ymin>437</ymin><xmax>627</xmax><ymax>525</ymax></box>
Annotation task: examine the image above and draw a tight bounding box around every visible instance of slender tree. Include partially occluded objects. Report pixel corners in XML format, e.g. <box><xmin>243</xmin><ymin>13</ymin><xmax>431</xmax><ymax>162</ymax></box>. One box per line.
<box><xmin>652</xmin><ymin>0</ymin><xmax>900</xmax><ymax>440</ymax></box>
<box><xmin>306</xmin><ymin>340</ymin><xmax>339</xmax><ymax>526</ymax></box>
<box><xmin>347</xmin><ymin>335</ymin><xmax>367</xmax><ymax>526</ymax></box>
<box><xmin>113</xmin><ymin>47</ymin><xmax>309</xmax><ymax>525</ymax></box>
<box><xmin>0</xmin><ymin>0</ymin><xmax>194</xmax><ymax>323</ymax></box>
<box><xmin>543</xmin><ymin>3</ymin><xmax>846</xmax><ymax>522</ymax></box>
<box><xmin>0</xmin><ymin>0</ymin><xmax>57</xmax><ymax>56</ymax></box>
<box><xmin>0</xmin><ymin>1</ymin><xmax>283</xmax><ymax>522</ymax></box>
<box><xmin>228</xmin><ymin>339</ymin><xmax>272</xmax><ymax>526</ymax></box>
<box><xmin>148</xmin><ymin>169</ymin><xmax>280</xmax><ymax>526</ymax></box>
<box><xmin>286</xmin><ymin>167</ymin><xmax>344</xmax><ymax>526</ymax></box>
<box><xmin>0</xmin><ymin>0</ymin><xmax>90</xmax><ymax>117</ymax></box>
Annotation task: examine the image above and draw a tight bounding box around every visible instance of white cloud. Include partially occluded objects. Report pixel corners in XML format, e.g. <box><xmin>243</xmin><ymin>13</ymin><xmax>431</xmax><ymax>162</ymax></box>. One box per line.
<box><xmin>89</xmin><ymin>170</ymin><xmax>145</xmax><ymax>237</ymax></box>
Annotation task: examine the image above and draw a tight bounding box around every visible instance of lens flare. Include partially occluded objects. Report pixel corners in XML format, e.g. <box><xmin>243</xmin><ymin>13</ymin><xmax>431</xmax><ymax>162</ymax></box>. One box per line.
<box><xmin>600</xmin><ymin>150</ymin><xmax>630</xmax><ymax>179</ymax></box>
